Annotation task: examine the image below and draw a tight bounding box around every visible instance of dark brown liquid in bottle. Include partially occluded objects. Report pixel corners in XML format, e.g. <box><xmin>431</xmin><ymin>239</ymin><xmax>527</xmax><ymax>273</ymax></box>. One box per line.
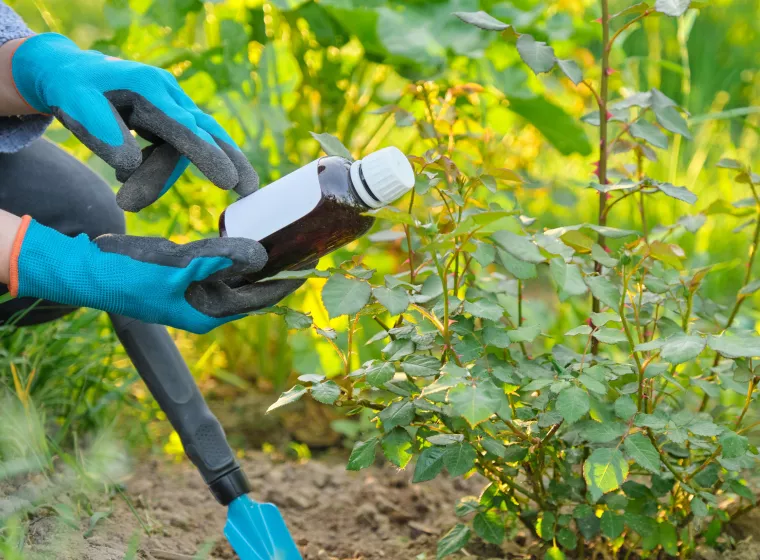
<box><xmin>219</xmin><ymin>156</ymin><xmax>376</xmax><ymax>282</ymax></box>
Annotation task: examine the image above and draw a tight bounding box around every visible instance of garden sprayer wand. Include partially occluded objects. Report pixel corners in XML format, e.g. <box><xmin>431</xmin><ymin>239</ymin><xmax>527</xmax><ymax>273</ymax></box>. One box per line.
<box><xmin>110</xmin><ymin>314</ymin><xmax>302</xmax><ymax>560</ymax></box>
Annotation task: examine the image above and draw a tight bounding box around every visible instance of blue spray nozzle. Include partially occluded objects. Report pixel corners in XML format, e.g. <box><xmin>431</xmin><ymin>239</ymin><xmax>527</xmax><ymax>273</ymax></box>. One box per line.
<box><xmin>224</xmin><ymin>494</ymin><xmax>302</xmax><ymax>560</ymax></box>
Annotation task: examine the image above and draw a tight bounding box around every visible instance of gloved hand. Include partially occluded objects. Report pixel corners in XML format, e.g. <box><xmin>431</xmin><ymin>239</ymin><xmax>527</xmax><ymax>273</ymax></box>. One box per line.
<box><xmin>9</xmin><ymin>217</ymin><xmax>304</xmax><ymax>334</ymax></box>
<box><xmin>9</xmin><ymin>33</ymin><xmax>257</xmax><ymax>212</ymax></box>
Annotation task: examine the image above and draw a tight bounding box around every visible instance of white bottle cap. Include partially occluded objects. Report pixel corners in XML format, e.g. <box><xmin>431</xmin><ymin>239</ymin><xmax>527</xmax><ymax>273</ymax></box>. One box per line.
<box><xmin>350</xmin><ymin>147</ymin><xmax>415</xmax><ymax>208</ymax></box>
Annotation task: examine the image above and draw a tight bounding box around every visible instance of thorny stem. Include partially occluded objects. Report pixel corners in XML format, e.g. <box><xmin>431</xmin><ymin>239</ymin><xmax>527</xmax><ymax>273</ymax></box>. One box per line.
<box><xmin>410</xmin><ymin>303</ymin><xmax>446</xmax><ymax>336</ymax></box>
<box><xmin>647</xmin><ymin>429</ymin><xmax>687</xmax><ymax>486</ymax></box>
<box><xmin>685</xmin><ymin>447</ymin><xmax>721</xmax><ymax>484</ymax></box>
<box><xmin>478</xmin><ymin>458</ymin><xmax>541</xmax><ymax>503</ymax></box>
<box><xmin>735</xmin><ymin>376</ymin><xmax>758</xmax><ymax>431</ymax></box>
<box><xmin>517</xmin><ymin>280</ymin><xmax>528</xmax><ymax>356</ymax></box>
<box><xmin>608</xmin><ymin>9</ymin><xmax>654</xmax><ymax>51</ymax></box>
<box><xmin>345</xmin><ymin>314</ymin><xmax>360</xmax><ymax>376</ymax></box>
<box><xmin>404</xmin><ymin>190</ymin><xmax>417</xmax><ymax>283</ymax></box>
<box><xmin>592</xmin><ymin>0</ymin><xmax>611</xmax><ymax>355</ymax></box>
<box><xmin>620</xmin><ymin>265</ymin><xmax>645</xmax><ymax>409</ymax></box>
<box><xmin>637</xmin><ymin>149</ymin><xmax>648</xmax><ymax>239</ymax></box>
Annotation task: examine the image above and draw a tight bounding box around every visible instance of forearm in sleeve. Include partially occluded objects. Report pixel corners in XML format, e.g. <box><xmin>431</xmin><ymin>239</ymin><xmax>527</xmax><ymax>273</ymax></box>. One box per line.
<box><xmin>0</xmin><ymin>2</ymin><xmax>52</xmax><ymax>154</ymax></box>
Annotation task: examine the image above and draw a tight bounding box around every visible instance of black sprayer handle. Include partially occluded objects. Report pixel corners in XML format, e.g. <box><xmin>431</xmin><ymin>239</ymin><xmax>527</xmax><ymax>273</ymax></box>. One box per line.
<box><xmin>110</xmin><ymin>314</ymin><xmax>251</xmax><ymax>506</ymax></box>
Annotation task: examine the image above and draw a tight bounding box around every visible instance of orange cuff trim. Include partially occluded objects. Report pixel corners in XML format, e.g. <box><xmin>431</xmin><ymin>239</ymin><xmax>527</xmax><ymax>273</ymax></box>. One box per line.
<box><xmin>9</xmin><ymin>215</ymin><xmax>32</xmax><ymax>297</ymax></box>
<box><xmin>6</xmin><ymin>38</ymin><xmax>49</xmax><ymax>117</ymax></box>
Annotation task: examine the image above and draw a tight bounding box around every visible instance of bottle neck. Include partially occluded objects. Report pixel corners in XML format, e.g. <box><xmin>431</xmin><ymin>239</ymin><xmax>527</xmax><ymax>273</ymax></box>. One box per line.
<box><xmin>349</xmin><ymin>160</ymin><xmax>382</xmax><ymax>209</ymax></box>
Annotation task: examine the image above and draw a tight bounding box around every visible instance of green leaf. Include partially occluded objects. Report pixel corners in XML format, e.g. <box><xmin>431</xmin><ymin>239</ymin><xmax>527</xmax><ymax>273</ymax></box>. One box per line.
<box><xmin>491</xmin><ymin>231</ymin><xmax>545</xmax><ymax>263</ymax></box>
<box><xmin>653</xmin><ymin>105</ymin><xmax>691</xmax><ymax>138</ymax></box>
<box><xmin>557</xmin><ymin>59</ymin><xmax>582</xmax><ymax>85</ymax></box>
<box><xmin>720</xmin><ymin>432</ymin><xmax>749</xmax><ymax>459</ymax></box>
<box><xmin>517</xmin><ymin>34</ymin><xmax>557</xmax><ymax>74</ymax></box>
<box><xmin>454</xmin><ymin>10</ymin><xmax>509</xmax><ymax>31</ymax></box>
<box><xmin>365</xmin><ymin>362</ymin><xmax>395</xmax><ymax>387</ymax></box>
<box><xmin>428</xmin><ymin>434</ymin><xmax>464</xmax><ymax>445</ymax></box>
<box><xmin>84</xmin><ymin>511</ymin><xmax>110</xmax><ymax>538</ymax></box>
<box><xmin>624</xmin><ymin>433</ymin><xmax>661</xmax><ymax>473</ymax></box>
<box><xmin>322</xmin><ymin>275</ymin><xmax>372</xmax><ymax>318</ymax></box>
<box><xmin>379</xmin><ymin>400</ymin><xmax>415</xmax><ymax>431</ymax></box>
<box><xmin>311</xmin><ymin>381</ymin><xmax>340</xmax><ymax>404</ymax></box>
<box><xmin>444</xmin><ymin>443</ymin><xmax>477</xmax><ymax>477</ymax></box>
<box><xmin>729</xmin><ymin>480</ymin><xmax>756</xmax><ymax>503</ymax></box>
<box><xmin>402</xmin><ymin>355</ymin><xmax>440</xmax><ymax>378</ymax></box>
<box><xmin>660</xmin><ymin>335</ymin><xmax>706</xmax><ymax>364</ymax></box>
<box><xmin>374</xmin><ymin>286</ymin><xmax>410</xmax><ymax>315</ymax></box>
<box><xmin>498</xmin><ymin>249</ymin><xmax>538</xmax><ymax>279</ymax></box>
<box><xmin>656</xmin><ymin>182</ymin><xmax>697</xmax><ymax>204</ymax></box>
<box><xmin>507</xmin><ymin>96</ymin><xmax>592</xmax><ymax>156</ymax></box>
<box><xmin>586</xmin><ymin>276</ymin><xmax>622</xmax><ymax>310</ymax></box>
<box><xmin>347</xmin><ymin>439</ymin><xmax>377</xmax><ymax>470</ymax></box>
<box><xmin>717</xmin><ymin>158</ymin><xmax>744</xmax><ymax>170</ymax></box>
<box><xmin>593</xmin><ymin>328</ymin><xmax>629</xmax><ymax>344</ymax></box>
<box><xmin>382</xmin><ymin>428</ymin><xmax>413</xmax><ymax>468</ymax></box>
<box><xmin>636</xmin><ymin>413</ymin><xmax>667</xmax><ymax>431</ymax></box>
<box><xmin>659</xmin><ymin>522</ymin><xmax>678</xmax><ymax>556</ymax></box>
<box><xmin>630</xmin><ymin>121</ymin><xmax>668</xmax><ymax>149</ymax></box>
<box><xmin>310</xmin><ymin>131</ymin><xmax>353</xmax><ymax>159</ymax></box>
<box><xmin>437</xmin><ymin>524</ymin><xmax>471</xmax><ymax>559</ymax></box>
<box><xmin>414</xmin><ymin>446</ymin><xmax>446</xmax><ymax>483</ymax></box>
<box><xmin>578</xmin><ymin>374</ymin><xmax>608</xmax><ymax>395</ymax></box>
<box><xmin>449</xmin><ymin>383</ymin><xmax>501</xmax><ymax>427</ymax></box>
<box><xmin>600</xmin><ymin>511</ymin><xmax>625</xmax><ymax>539</ymax></box>
<box><xmin>655</xmin><ymin>0</ymin><xmax>691</xmax><ymax>16</ymax></box>
<box><xmin>510</xmin><ymin>325</ymin><xmax>542</xmax><ymax>343</ymax></box>
<box><xmin>557</xmin><ymin>527</ymin><xmax>577</xmax><ymax>549</ymax></box>
<box><xmin>545</xmin><ymin>546</ymin><xmax>566</xmax><ymax>560</ymax></box>
<box><xmin>690</xmin><ymin>421</ymin><xmax>722</xmax><ymax>437</ymax></box>
<box><xmin>283</xmin><ymin>308</ymin><xmax>313</xmax><ymax>329</ymax></box>
<box><xmin>474</xmin><ymin>511</ymin><xmax>505</xmax><ymax>544</ymax></box>
<box><xmin>463</xmin><ymin>299</ymin><xmax>505</xmax><ymax>321</ymax></box>
<box><xmin>739</xmin><ymin>280</ymin><xmax>760</xmax><ymax>295</ymax></box>
<box><xmin>556</xmin><ymin>386</ymin><xmax>590</xmax><ymax>424</ymax></box>
<box><xmin>584</xmin><ymin>448</ymin><xmax>629</xmax><ymax>500</ymax></box>
<box><xmin>614</xmin><ymin>396</ymin><xmax>637</xmax><ymax>421</ymax></box>
<box><xmin>267</xmin><ymin>385</ymin><xmax>307</xmax><ymax>412</ymax></box>
<box><xmin>580</xmin><ymin>421</ymin><xmax>627</xmax><ymax>443</ymax></box>
<box><xmin>483</xmin><ymin>327</ymin><xmax>511</xmax><ymax>348</ymax></box>
<box><xmin>481</xmin><ymin>437</ymin><xmax>507</xmax><ymax>457</ymax></box>
<box><xmin>592</xmin><ymin>244</ymin><xmax>619</xmax><ymax>267</ymax></box>
<box><xmin>611</xmin><ymin>2</ymin><xmax>651</xmax><ymax>19</ymax></box>
<box><xmin>691</xmin><ymin>497</ymin><xmax>708</xmax><ymax>517</ymax></box>
<box><xmin>708</xmin><ymin>335</ymin><xmax>760</xmax><ymax>358</ymax></box>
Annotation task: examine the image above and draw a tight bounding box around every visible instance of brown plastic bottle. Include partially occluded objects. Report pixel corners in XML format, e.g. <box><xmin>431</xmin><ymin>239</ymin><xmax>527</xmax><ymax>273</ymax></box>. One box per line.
<box><xmin>219</xmin><ymin>147</ymin><xmax>415</xmax><ymax>280</ymax></box>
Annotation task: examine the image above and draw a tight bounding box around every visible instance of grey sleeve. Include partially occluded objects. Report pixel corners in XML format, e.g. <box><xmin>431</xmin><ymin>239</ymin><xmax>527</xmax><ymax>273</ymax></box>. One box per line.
<box><xmin>0</xmin><ymin>2</ymin><xmax>52</xmax><ymax>155</ymax></box>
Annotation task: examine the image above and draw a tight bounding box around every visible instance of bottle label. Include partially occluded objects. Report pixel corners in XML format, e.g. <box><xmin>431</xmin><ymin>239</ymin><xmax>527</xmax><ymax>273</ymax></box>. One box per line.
<box><xmin>223</xmin><ymin>159</ymin><xmax>322</xmax><ymax>241</ymax></box>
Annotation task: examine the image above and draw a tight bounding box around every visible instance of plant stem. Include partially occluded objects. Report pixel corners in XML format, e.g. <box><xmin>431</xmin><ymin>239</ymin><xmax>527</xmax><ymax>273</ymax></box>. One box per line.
<box><xmin>404</xmin><ymin>189</ymin><xmax>417</xmax><ymax>283</ymax></box>
<box><xmin>647</xmin><ymin>429</ymin><xmax>687</xmax><ymax>486</ymax></box>
<box><xmin>517</xmin><ymin>280</ymin><xmax>528</xmax><ymax>356</ymax></box>
<box><xmin>608</xmin><ymin>9</ymin><xmax>654</xmax><ymax>50</ymax></box>
<box><xmin>592</xmin><ymin>0</ymin><xmax>611</xmax><ymax>354</ymax></box>
<box><xmin>637</xmin><ymin>149</ymin><xmax>648</xmax><ymax>240</ymax></box>
<box><xmin>735</xmin><ymin>377</ymin><xmax>758</xmax><ymax>431</ymax></box>
<box><xmin>620</xmin><ymin>266</ymin><xmax>645</xmax><ymax>409</ymax></box>
<box><xmin>346</xmin><ymin>314</ymin><xmax>359</xmax><ymax>377</ymax></box>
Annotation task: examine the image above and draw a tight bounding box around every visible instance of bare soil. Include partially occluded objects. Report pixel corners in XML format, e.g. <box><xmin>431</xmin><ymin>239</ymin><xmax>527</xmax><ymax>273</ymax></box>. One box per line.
<box><xmin>20</xmin><ymin>452</ymin><xmax>493</xmax><ymax>560</ymax></box>
<box><xmin>9</xmin><ymin>449</ymin><xmax>760</xmax><ymax>560</ymax></box>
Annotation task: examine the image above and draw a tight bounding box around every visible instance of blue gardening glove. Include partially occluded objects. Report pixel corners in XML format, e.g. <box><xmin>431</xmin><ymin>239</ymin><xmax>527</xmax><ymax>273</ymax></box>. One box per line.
<box><xmin>9</xmin><ymin>217</ymin><xmax>305</xmax><ymax>334</ymax></box>
<box><xmin>10</xmin><ymin>33</ymin><xmax>257</xmax><ymax>212</ymax></box>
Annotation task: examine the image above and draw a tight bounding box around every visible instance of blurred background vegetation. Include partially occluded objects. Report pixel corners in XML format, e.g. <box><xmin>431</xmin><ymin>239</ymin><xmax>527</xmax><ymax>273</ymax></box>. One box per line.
<box><xmin>2</xmin><ymin>0</ymin><xmax>760</xmax><ymax>513</ymax></box>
